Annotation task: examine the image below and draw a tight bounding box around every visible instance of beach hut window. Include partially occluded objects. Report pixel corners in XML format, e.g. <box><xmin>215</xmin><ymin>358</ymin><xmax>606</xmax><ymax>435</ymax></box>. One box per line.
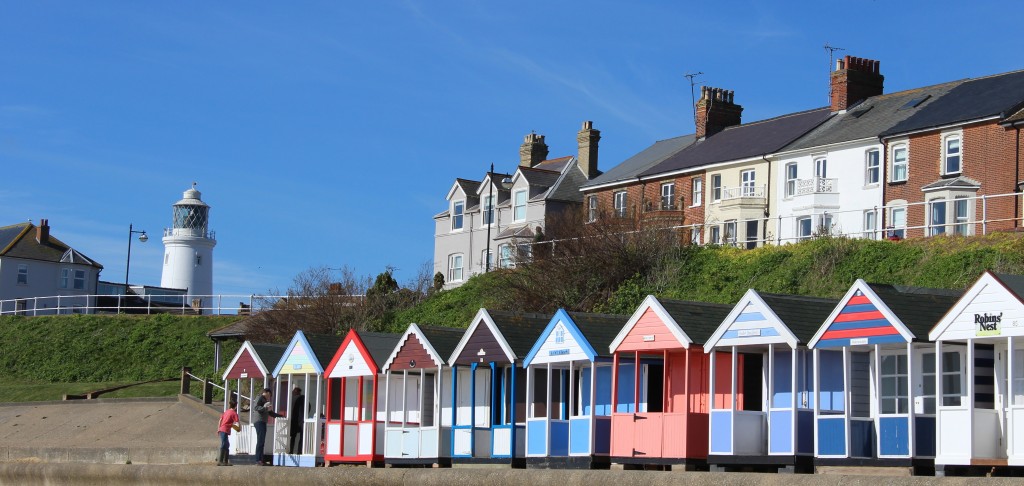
<box><xmin>1014</xmin><ymin>350</ymin><xmax>1024</xmax><ymax>406</ymax></box>
<box><xmin>880</xmin><ymin>354</ymin><xmax>909</xmax><ymax>414</ymax></box>
<box><xmin>640</xmin><ymin>364</ymin><xmax>665</xmax><ymax>413</ymax></box>
<box><xmin>941</xmin><ymin>352</ymin><xmax>963</xmax><ymax>407</ymax></box>
<box><xmin>361</xmin><ymin>379</ymin><xmax>374</xmax><ymax>421</ymax></box>
<box><xmin>422</xmin><ymin>373</ymin><xmax>436</xmax><ymax>426</ymax></box>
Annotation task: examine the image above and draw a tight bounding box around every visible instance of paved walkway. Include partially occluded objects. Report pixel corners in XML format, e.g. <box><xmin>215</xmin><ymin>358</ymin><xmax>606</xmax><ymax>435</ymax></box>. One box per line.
<box><xmin>0</xmin><ymin>396</ymin><xmax>219</xmax><ymax>464</ymax></box>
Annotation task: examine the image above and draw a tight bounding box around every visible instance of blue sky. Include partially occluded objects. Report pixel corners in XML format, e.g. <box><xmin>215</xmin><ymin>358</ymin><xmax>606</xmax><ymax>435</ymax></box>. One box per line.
<box><xmin>2</xmin><ymin>1</ymin><xmax>1022</xmax><ymax>296</ymax></box>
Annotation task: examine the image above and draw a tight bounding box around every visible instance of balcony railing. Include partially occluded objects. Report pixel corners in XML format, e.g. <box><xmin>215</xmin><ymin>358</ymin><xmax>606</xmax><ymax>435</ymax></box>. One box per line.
<box><xmin>795</xmin><ymin>177</ymin><xmax>837</xmax><ymax>195</ymax></box>
<box><xmin>721</xmin><ymin>185</ymin><xmax>766</xmax><ymax>200</ymax></box>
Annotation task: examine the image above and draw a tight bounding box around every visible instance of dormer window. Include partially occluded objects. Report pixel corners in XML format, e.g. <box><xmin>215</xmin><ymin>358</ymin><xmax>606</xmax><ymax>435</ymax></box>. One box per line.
<box><xmin>451</xmin><ymin>200</ymin><xmax>465</xmax><ymax>231</ymax></box>
<box><xmin>943</xmin><ymin>134</ymin><xmax>962</xmax><ymax>175</ymax></box>
<box><xmin>513</xmin><ymin>189</ymin><xmax>527</xmax><ymax>221</ymax></box>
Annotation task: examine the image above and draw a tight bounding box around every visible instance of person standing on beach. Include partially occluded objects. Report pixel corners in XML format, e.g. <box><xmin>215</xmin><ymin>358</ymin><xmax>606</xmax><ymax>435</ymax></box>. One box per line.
<box><xmin>253</xmin><ymin>388</ymin><xmax>283</xmax><ymax>465</ymax></box>
<box><xmin>217</xmin><ymin>399</ymin><xmax>240</xmax><ymax>466</ymax></box>
<box><xmin>289</xmin><ymin>387</ymin><xmax>305</xmax><ymax>454</ymax></box>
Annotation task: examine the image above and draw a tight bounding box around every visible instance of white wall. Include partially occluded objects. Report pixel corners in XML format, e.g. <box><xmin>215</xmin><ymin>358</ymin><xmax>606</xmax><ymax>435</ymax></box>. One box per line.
<box><xmin>0</xmin><ymin>256</ymin><xmax>98</xmax><ymax>314</ymax></box>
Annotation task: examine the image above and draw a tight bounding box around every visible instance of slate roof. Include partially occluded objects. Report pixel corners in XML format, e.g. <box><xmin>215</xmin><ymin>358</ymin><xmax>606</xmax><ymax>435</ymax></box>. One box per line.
<box><xmin>1005</xmin><ymin>107</ymin><xmax>1024</xmax><ymax>124</ymax></box>
<box><xmin>207</xmin><ymin>315</ymin><xmax>260</xmax><ymax>339</ymax></box>
<box><xmin>418</xmin><ymin>325</ymin><xmax>467</xmax><ymax>362</ymax></box>
<box><xmin>454</xmin><ymin>178</ymin><xmax>481</xmax><ymax>196</ymax></box>
<box><xmin>784</xmin><ymin>81</ymin><xmax>962</xmax><ymax>152</ymax></box>
<box><xmin>518</xmin><ymin>166</ymin><xmax>562</xmax><ymax>188</ymax></box>
<box><xmin>640</xmin><ymin>108</ymin><xmax>832</xmax><ymax>177</ymax></box>
<box><xmin>659</xmin><ymin>299</ymin><xmax>735</xmax><ymax>344</ymax></box>
<box><xmin>565</xmin><ymin>311</ymin><xmax>630</xmax><ymax>357</ymax></box>
<box><xmin>882</xmin><ymin>69</ymin><xmax>1024</xmax><ymax>136</ymax></box>
<box><xmin>581</xmin><ymin>134</ymin><xmax>695</xmax><ymax>189</ymax></box>
<box><xmin>484</xmin><ymin>310</ymin><xmax>552</xmax><ymax>358</ymax></box>
<box><xmin>252</xmin><ymin>343</ymin><xmax>286</xmax><ymax>372</ymax></box>
<box><xmin>921</xmin><ymin>176</ymin><xmax>981</xmax><ymax>191</ymax></box>
<box><xmin>757</xmin><ymin>293</ymin><xmax>839</xmax><ymax>343</ymax></box>
<box><xmin>0</xmin><ymin>222</ymin><xmax>103</xmax><ymax>269</ymax></box>
<box><xmin>545</xmin><ymin>164</ymin><xmax>593</xmax><ymax>203</ymax></box>
<box><xmin>304</xmin><ymin>333</ymin><xmax>345</xmax><ymax>370</ymax></box>
<box><xmin>357</xmin><ymin>331</ymin><xmax>402</xmax><ymax>368</ymax></box>
<box><xmin>494</xmin><ymin>225</ymin><xmax>535</xmax><ymax>240</ymax></box>
<box><xmin>866</xmin><ymin>283</ymin><xmax>963</xmax><ymax>339</ymax></box>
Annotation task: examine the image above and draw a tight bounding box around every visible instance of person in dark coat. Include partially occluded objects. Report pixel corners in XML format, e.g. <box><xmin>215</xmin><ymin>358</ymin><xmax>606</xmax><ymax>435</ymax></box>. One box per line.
<box><xmin>289</xmin><ymin>387</ymin><xmax>305</xmax><ymax>454</ymax></box>
<box><xmin>252</xmin><ymin>388</ymin><xmax>283</xmax><ymax>465</ymax></box>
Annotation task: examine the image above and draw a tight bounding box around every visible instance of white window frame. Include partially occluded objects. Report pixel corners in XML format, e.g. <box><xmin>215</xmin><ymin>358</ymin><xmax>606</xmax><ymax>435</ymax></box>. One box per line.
<box><xmin>953</xmin><ymin>197</ymin><xmax>969</xmax><ymax>235</ymax></box>
<box><xmin>481</xmin><ymin>195</ymin><xmax>495</xmax><ymax>227</ymax></box>
<box><xmin>613</xmin><ymin>191</ymin><xmax>627</xmax><ymax>218</ymax></box>
<box><xmin>942</xmin><ymin>132</ymin><xmax>962</xmax><ymax>175</ymax></box>
<box><xmin>60</xmin><ymin>268</ymin><xmax>71</xmax><ymax>289</ymax></box>
<box><xmin>863</xmin><ymin>210</ymin><xmax>877</xmax><ymax>240</ymax></box>
<box><xmin>740</xmin><ymin>170</ymin><xmax>755</xmax><ymax>197</ymax></box>
<box><xmin>879</xmin><ymin>352</ymin><xmax>909</xmax><ymax>415</ymax></box>
<box><xmin>451</xmin><ymin>200</ymin><xmax>465</xmax><ymax>231</ymax></box>
<box><xmin>513</xmin><ymin>189</ymin><xmax>528</xmax><ymax>222</ymax></box>
<box><xmin>711</xmin><ymin>174</ymin><xmax>722</xmax><ymax>202</ymax></box>
<box><xmin>447</xmin><ymin>254</ymin><xmax>464</xmax><ymax>282</ymax></box>
<box><xmin>691</xmin><ymin>178</ymin><xmax>703</xmax><ymax>206</ymax></box>
<box><xmin>73</xmin><ymin>269</ymin><xmax>86</xmax><ymax>290</ymax></box>
<box><xmin>930</xmin><ymin>198</ymin><xmax>947</xmax><ymax>236</ymax></box>
<box><xmin>16</xmin><ymin>264</ymin><xmax>28</xmax><ymax>285</ymax></box>
<box><xmin>724</xmin><ymin>220</ymin><xmax>738</xmax><ymax>246</ymax></box>
<box><xmin>587</xmin><ymin>195</ymin><xmax>597</xmax><ymax>223</ymax></box>
<box><xmin>785</xmin><ymin>162</ymin><xmax>798</xmax><ymax>197</ymax></box>
<box><xmin>796</xmin><ymin>217</ymin><xmax>812</xmax><ymax>241</ymax></box>
<box><xmin>660</xmin><ymin>183</ymin><xmax>674</xmax><ymax>210</ymax></box>
<box><xmin>865</xmin><ymin>149</ymin><xmax>880</xmax><ymax>185</ymax></box>
<box><xmin>890</xmin><ymin>143</ymin><xmax>908</xmax><ymax>183</ymax></box>
<box><xmin>690</xmin><ymin>227</ymin><xmax>701</xmax><ymax>245</ymax></box>
<box><xmin>890</xmin><ymin>206</ymin><xmax>907</xmax><ymax>239</ymax></box>
<box><xmin>921</xmin><ymin>350</ymin><xmax>964</xmax><ymax>414</ymax></box>
<box><xmin>814</xmin><ymin>157</ymin><xmax>827</xmax><ymax>178</ymax></box>
<box><xmin>710</xmin><ymin>226</ymin><xmax>721</xmax><ymax>245</ymax></box>
<box><xmin>481</xmin><ymin>249</ymin><xmax>493</xmax><ymax>270</ymax></box>
<box><xmin>498</xmin><ymin>244</ymin><xmax>513</xmax><ymax>268</ymax></box>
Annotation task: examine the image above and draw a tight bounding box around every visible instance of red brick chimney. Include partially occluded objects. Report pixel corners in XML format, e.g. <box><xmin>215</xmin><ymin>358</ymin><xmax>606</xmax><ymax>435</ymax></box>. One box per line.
<box><xmin>36</xmin><ymin>219</ymin><xmax>49</xmax><ymax>244</ymax></box>
<box><xmin>695</xmin><ymin>86</ymin><xmax>742</xmax><ymax>139</ymax></box>
<box><xmin>830</xmin><ymin>55</ymin><xmax>884</xmax><ymax>112</ymax></box>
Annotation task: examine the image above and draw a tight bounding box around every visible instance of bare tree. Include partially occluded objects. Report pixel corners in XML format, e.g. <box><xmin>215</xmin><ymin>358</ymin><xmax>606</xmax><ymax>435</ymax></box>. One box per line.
<box><xmin>495</xmin><ymin>206</ymin><xmax>685</xmax><ymax>313</ymax></box>
<box><xmin>247</xmin><ymin>265</ymin><xmax>371</xmax><ymax>342</ymax></box>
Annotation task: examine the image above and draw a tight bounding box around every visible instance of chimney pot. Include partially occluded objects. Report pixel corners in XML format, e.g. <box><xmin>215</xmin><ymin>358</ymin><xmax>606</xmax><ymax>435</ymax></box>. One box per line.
<box><xmin>830</xmin><ymin>54</ymin><xmax>884</xmax><ymax>112</ymax></box>
<box><xmin>695</xmin><ymin>85</ymin><xmax>743</xmax><ymax>139</ymax></box>
<box><xmin>519</xmin><ymin>131</ymin><xmax>549</xmax><ymax>167</ymax></box>
<box><xmin>36</xmin><ymin>218</ymin><xmax>50</xmax><ymax>244</ymax></box>
<box><xmin>577</xmin><ymin>121</ymin><xmax>601</xmax><ymax>179</ymax></box>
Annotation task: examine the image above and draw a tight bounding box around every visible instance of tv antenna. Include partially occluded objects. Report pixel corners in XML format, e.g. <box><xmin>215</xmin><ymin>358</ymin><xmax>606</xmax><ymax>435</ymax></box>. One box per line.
<box><xmin>824</xmin><ymin>43</ymin><xmax>845</xmax><ymax>104</ymax></box>
<box><xmin>684</xmin><ymin>71</ymin><xmax>704</xmax><ymax>126</ymax></box>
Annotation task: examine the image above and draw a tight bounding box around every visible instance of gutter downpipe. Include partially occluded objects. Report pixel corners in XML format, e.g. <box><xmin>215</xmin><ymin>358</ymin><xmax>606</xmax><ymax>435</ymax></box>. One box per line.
<box><xmin>762</xmin><ymin>154</ymin><xmax>771</xmax><ymax>245</ymax></box>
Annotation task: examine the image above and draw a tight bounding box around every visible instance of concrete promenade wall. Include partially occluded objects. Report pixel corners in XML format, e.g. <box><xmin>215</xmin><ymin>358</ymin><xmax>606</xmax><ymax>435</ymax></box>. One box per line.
<box><xmin>0</xmin><ymin>464</ymin><xmax>1018</xmax><ymax>486</ymax></box>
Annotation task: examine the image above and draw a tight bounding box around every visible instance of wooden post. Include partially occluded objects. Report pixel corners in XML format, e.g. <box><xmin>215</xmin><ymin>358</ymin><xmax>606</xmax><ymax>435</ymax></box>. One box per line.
<box><xmin>181</xmin><ymin>366</ymin><xmax>192</xmax><ymax>395</ymax></box>
<box><xmin>203</xmin><ymin>378</ymin><xmax>213</xmax><ymax>404</ymax></box>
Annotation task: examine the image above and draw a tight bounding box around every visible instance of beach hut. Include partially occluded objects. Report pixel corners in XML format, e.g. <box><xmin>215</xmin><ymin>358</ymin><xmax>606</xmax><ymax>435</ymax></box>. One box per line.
<box><xmin>270</xmin><ymin>330</ymin><xmax>344</xmax><ymax>467</ymax></box>
<box><xmin>447</xmin><ymin>309</ymin><xmax>549</xmax><ymax>466</ymax></box>
<box><xmin>807</xmin><ymin>280</ymin><xmax>960</xmax><ymax>473</ymax></box>
<box><xmin>221</xmin><ymin>341</ymin><xmax>285</xmax><ymax>460</ymax></box>
<box><xmin>929</xmin><ymin>271</ymin><xmax>1024</xmax><ymax>476</ymax></box>
<box><xmin>607</xmin><ymin>295</ymin><xmax>733</xmax><ymax>469</ymax></box>
<box><xmin>702</xmin><ymin>290</ymin><xmax>837</xmax><ymax>473</ymax></box>
<box><xmin>321</xmin><ymin>329</ymin><xmax>401</xmax><ymax>466</ymax></box>
<box><xmin>522</xmin><ymin>309</ymin><xmax>627</xmax><ymax>468</ymax></box>
<box><xmin>381</xmin><ymin>324</ymin><xmax>465</xmax><ymax>466</ymax></box>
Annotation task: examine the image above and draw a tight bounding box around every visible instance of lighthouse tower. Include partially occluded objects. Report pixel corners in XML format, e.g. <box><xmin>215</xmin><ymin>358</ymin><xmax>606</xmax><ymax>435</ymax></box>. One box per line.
<box><xmin>160</xmin><ymin>183</ymin><xmax>217</xmax><ymax>314</ymax></box>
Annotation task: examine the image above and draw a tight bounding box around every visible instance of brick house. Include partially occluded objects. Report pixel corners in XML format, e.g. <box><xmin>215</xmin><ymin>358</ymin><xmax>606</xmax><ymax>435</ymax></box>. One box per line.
<box><xmin>879</xmin><ymin>70</ymin><xmax>1024</xmax><ymax>238</ymax></box>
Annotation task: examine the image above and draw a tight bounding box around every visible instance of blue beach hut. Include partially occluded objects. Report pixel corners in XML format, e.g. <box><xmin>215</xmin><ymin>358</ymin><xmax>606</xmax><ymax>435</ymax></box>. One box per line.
<box><xmin>521</xmin><ymin>309</ymin><xmax>626</xmax><ymax>468</ymax></box>
<box><xmin>703</xmin><ymin>290</ymin><xmax>837</xmax><ymax>473</ymax></box>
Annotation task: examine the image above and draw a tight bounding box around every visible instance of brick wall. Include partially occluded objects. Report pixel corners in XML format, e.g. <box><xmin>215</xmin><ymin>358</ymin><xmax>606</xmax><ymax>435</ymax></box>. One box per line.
<box><xmin>884</xmin><ymin>121</ymin><xmax>1023</xmax><ymax>237</ymax></box>
<box><xmin>583</xmin><ymin>172</ymin><xmax>707</xmax><ymax>238</ymax></box>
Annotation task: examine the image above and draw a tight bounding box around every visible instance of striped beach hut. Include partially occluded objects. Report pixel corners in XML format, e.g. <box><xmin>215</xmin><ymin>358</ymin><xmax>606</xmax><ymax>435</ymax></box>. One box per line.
<box><xmin>808</xmin><ymin>280</ymin><xmax>960</xmax><ymax>473</ymax></box>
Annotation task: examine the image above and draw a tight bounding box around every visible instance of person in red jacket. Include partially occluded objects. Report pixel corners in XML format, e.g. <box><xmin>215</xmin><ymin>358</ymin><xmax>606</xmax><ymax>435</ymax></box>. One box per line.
<box><xmin>217</xmin><ymin>399</ymin><xmax>240</xmax><ymax>466</ymax></box>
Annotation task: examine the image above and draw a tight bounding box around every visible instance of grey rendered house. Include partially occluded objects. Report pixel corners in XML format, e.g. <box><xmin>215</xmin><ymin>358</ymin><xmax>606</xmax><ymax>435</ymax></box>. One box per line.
<box><xmin>433</xmin><ymin>122</ymin><xmax>601</xmax><ymax>288</ymax></box>
<box><xmin>0</xmin><ymin>219</ymin><xmax>104</xmax><ymax>315</ymax></box>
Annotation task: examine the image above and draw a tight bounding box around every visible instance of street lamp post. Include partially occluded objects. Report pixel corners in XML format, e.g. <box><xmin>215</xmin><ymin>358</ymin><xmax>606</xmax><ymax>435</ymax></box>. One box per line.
<box><xmin>485</xmin><ymin>163</ymin><xmax>494</xmax><ymax>273</ymax></box>
<box><xmin>121</xmin><ymin>223</ymin><xmax>149</xmax><ymax>313</ymax></box>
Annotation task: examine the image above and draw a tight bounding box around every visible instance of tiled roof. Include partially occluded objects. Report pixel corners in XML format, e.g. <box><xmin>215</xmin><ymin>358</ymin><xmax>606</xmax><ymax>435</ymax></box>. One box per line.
<box><xmin>581</xmin><ymin>134</ymin><xmax>695</xmax><ymax>189</ymax></box>
<box><xmin>358</xmin><ymin>331</ymin><xmax>402</xmax><ymax>368</ymax></box>
<box><xmin>921</xmin><ymin>176</ymin><xmax>981</xmax><ymax>191</ymax></box>
<box><xmin>641</xmin><ymin>108</ymin><xmax>832</xmax><ymax>177</ymax></box>
<box><xmin>882</xmin><ymin>69</ymin><xmax>1024</xmax><ymax>136</ymax></box>
<box><xmin>1005</xmin><ymin>107</ymin><xmax>1024</xmax><ymax>124</ymax></box>
<box><xmin>252</xmin><ymin>343</ymin><xmax>286</xmax><ymax>372</ymax></box>
<box><xmin>494</xmin><ymin>225</ymin><xmax>535</xmax><ymax>241</ymax></box>
<box><xmin>455</xmin><ymin>178</ymin><xmax>481</xmax><ymax>196</ymax></box>
<box><xmin>518</xmin><ymin>166</ymin><xmax>562</xmax><ymax>188</ymax></box>
<box><xmin>533</xmin><ymin>156</ymin><xmax>573</xmax><ymax>172</ymax></box>
<box><xmin>785</xmin><ymin>81</ymin><xmax>963</xmax><ymax>151</ymax></box>
<box><xmin>659</xmin><ymin>299</ymin><xmax>735</xmax><ymax>344</ymax></box>
<box><xmin>545</xmin><ymin>164</ymin><xmax>592</xmax><ymax>203</ymax></box>
<box><xmin>565</xmin><ymin>311</ymin><xmax>629</xmax><ymax>358</ymax></box>
<box><xmin>418</xmin><ymin>325</ymin><xmax>467</xmax><ymax>361</ymax></box>
<box><xmin>758</xmin><ymin>293</ymin><xmax>839</xmax><ymax>343</ymax></box>
<box><xmin>993</xmin><ymin>273</ymin><xmax>1024</xmax><ymax>302</ymax></box>
<box><xmin>0</xmin><ymin>222</ymin><xmax>103</xmax><ymax>269</ymax></box>
<box><xmin>867</xmin><ymin>283</ymin><xmax>962</xmax><ymax>339</ymax></box>
<box><xmin>305</xmin><ymin>333</ymin><xmax>345</xmax><ymax>370</ymax></box>
<box><xmin>486</xmin><ymin>310</ymin><xmax>552</xmax><ymax>358</ymax></box>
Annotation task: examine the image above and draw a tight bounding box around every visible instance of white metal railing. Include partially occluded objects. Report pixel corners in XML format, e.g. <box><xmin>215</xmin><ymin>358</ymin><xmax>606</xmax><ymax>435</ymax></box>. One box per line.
<box><xmin>795</xmin><ymin>177</ymin><xmax>837</xmax><ymax>195</ymax></box>
<box><xmin>163</xmin><ymin>228</ymin><xmax>216</xmax><ymax>239</ymax></box>
<box><xmin>0</xmin><ymin>293</ymin><xmax>364</xmax><ymax>317</ymax></box>
<box><xmin>529</xmin><ymin>190</ymin><xmax>1024</xmax><ymax>250</ymax></box>
<box><xmin>722</xmin><ymin>185</ymin><xmax>766</xmax><ymax>200</ymax></box>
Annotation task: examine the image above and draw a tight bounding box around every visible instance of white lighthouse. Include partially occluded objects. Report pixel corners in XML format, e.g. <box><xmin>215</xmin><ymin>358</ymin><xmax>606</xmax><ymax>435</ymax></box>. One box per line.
<box><xmin>160</xmin><ymin>183</ymin><xmax>216</xmax><ymax>314</ymax></box>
